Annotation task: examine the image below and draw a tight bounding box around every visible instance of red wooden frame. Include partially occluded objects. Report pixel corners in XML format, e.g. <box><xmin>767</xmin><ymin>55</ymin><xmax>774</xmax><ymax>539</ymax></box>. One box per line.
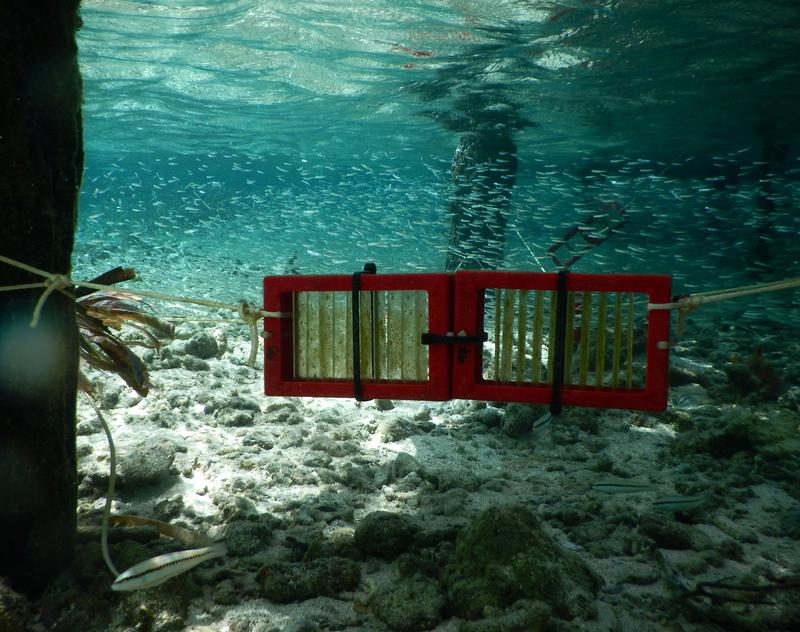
<box><xmin>263</xmin><ymin>273</ymin><xmax>452</xmax><ymax>401</ymax></box>
<box><xmin>451</xmin><ymin>271</ymin><xmax>671</xmax><ymax>411</ymax></box>
<box><xmin>263</xmin><ymin>271</ymin><xmax>672</xmax><ymax>411</ymax></box>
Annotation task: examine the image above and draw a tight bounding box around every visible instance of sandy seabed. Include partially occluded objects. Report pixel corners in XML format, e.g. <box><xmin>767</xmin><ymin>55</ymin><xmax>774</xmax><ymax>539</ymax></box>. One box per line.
<box><xmin>11</xmin><ymin>241</ymin><xmax>799</xmax><ymax>631</ymax></box>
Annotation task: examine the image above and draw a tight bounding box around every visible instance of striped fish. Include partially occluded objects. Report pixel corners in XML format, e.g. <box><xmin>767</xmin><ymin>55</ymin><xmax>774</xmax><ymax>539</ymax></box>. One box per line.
<box><xmin>592</xmin><ymin>481</ymin><xmax>655</xmax><ymax>494</ymax></box>
<box><xmin>532</xmin><ymin>412</ymin><xmax>555</xmax><ymax>432</ymax></box>
<box><xmin>652</xmin><ymin>494</ymin><xmax>707</xmax><ymax>513</ymax></box>
<box><xmin>111</xmin><ymin>542</ymin><xmax>227</xmax><ymax>591</ymax></box>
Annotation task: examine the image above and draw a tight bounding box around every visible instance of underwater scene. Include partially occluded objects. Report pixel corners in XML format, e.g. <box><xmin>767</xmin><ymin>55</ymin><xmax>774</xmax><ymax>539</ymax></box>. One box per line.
<box><xmin>42</xmin><ymin>0</ymin><xmax>800</xmax><ymax>630</ymax></box>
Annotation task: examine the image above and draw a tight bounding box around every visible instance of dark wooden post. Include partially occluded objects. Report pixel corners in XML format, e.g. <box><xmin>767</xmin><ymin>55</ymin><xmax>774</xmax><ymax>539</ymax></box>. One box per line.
<box><xmin>444</xmin><ymin>129</ymin><xmax>518</xmax><ymax>271</ymax></box>
<box><xmin>0</xmin><ymin>0</ymin><xmax>83</xmax><ymax>595</ymax></box>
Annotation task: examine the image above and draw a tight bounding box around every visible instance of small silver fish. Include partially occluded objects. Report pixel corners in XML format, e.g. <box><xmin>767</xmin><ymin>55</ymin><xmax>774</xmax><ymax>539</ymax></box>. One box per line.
<box><xmin>532</xmin><ymin>412</ymin><xmax>555</xmax><ymax>432</ymax></box>
<box><xmin>111</xmin><ymin>542</ymin><xmax>227</xmax><ymax>592</ymax></box>
<box><xmin>652</xmin><ymin>494</ymin><xmax>707</xmax><ymax>513</ymax></box>
<box><xmin>592</xmin><ymin>481</ymin><xmax>655</xmax><ymax>494</ymax></box>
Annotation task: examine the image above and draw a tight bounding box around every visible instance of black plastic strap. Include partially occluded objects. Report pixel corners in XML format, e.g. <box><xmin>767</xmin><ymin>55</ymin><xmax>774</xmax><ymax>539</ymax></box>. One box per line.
<box><xmin>550</xmin><ymin>269</ymin><xmax>569</xmax><ymax>416</ymax></box>
<box><xmin>421</xmin><ymin>331</ymin><xmax>488</xmax><ymax>345</ymax></box>
<box><xmin>351</xmin><ymin>263</ymin><xmax>376</xmax><ymax>401</ymax></box>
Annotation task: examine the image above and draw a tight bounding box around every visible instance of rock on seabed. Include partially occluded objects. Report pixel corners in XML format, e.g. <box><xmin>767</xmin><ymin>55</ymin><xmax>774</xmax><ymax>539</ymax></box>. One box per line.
<box><xmin>443</xmin><ymin>504</ymin><xmax>602</xmax><ymax>622</ymax></box>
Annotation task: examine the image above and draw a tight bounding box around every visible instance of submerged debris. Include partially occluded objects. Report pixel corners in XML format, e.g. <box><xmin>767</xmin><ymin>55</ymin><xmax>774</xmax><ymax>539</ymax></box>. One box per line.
<box><xmin>725</xmin><ymin>345</ymin><xmax>784</xmax><ymax>402</ymax></box>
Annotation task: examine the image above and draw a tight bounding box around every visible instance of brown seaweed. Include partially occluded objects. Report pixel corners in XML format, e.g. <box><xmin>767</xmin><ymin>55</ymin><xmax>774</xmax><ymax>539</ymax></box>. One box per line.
<box><xmin>76</xmin><ymin>268</ymin><xmax>174</xmax><ymax>396</ymax></box>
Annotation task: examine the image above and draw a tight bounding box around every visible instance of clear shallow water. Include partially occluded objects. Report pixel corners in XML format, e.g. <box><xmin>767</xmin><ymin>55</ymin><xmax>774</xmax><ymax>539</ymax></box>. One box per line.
<box><xmin>76</xmin><ymin>0</ymin><xmax>800</xmax><ymax>322</ymax></box>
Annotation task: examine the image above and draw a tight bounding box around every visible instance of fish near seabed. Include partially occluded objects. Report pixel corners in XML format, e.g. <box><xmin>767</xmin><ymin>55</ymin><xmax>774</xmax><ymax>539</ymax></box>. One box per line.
<box><xmin>652</xmin><ymin>494</ymin><xmax>708</xmax><ymax>513</ymax></box>
<box><xmin>111</xmin><ymin>542</ymin><xmax>227</xmax><ymax>591</ymax></box>
<box><xmin>592</xmin><ymin>480</ymin><xmax>656</xmax><ymax>494</ymax></box>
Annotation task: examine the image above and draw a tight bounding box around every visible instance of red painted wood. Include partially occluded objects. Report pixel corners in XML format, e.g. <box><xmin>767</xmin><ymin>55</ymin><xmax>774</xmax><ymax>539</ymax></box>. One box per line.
<box><xmin>263</xmin><ymin>273</ymin><xmax>451</xmax><ymax>401</ymax></box>
<box><xmin>451</xmin><ymin>271</ymin><xmax>671</xmax><ymax>411</ymax></box>
<box><xmin>263</xmin><ymin>270</ymin><xmax>671</xmax><ymax>411</ymax></box>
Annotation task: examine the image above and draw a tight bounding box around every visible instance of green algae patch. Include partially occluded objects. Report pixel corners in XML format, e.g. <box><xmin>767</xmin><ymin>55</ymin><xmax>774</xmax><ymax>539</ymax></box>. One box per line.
<box><xmin>370</xmin><ymin>573</ymin><xmax>445</xmax><ymax>632</ymax></box>
<box><xmin>259</xmin><ymin>557</ymin><xmax>360</xmax><ymax>602</ymax></box>
<box><xmin>353</xmin><ymin>510</ymin><xmax>421</xmax><ymax>559</ymax></box>
<box><xmin>672</xmin><ymin>408</ymin><xmax>800</xmax><ymax>462</ymax></box>
<box><xmin>458</xmin><ymin>599</ymin><xmax>552</xmax><ymax>632</ymax></box>
<box><xmin>443</xmin><ymin>505</ymin><xmax>601</xmax><ymax>621</ymax></box>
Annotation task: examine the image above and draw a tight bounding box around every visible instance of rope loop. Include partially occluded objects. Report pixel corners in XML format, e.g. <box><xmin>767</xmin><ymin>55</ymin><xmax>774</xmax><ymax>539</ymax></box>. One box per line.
<box><xmin>30</xmin><ymin>273</ymin><xmax>73</xmax><ymax>328</ymax></box>
<box><xmin>237</xmin><ymin>301</ymin><xmax>261</xmax><ymax>326</ymax></box>
<box><xmin>238</xmin><ymin>301</ymin><xmax>261</xmax><ymax>369</ymax></box>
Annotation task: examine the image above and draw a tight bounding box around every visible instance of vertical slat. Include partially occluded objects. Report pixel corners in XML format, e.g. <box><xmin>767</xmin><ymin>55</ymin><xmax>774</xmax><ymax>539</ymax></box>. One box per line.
<box><xmin>612</xmin><ymin>292</ymin><xmax>622</xmax><ymax>388</ymax></box>
<box><xmin>375</xmin><ymin>290</ymin><xmax>388</xmax><ymax>380</ymax></box>
<box><xmin>401</xmin><ymin>291</ymin><xmax>416</xmax><ymax>380</ymax></box>
<box><xmin>626</xmin><ymin>292</ymin><xmax>634</xmax><ymax>388</ymax></box>
<box><xmin>547</xmin><ymin>290</ymin><xmax>557</xmax><ymax>383</ymax></box>
<box><xmin>578</xmin><ymin>291</ymin><xmax>591</xmax><ymax>386</ymax></box>
<box><xmin>332</xmin><ymin>292</ymin><xmax>347</xmax><ymax>378</ymax></box>
<box><xmin>516</xmin><ymin>289</ymin><xmax>529</xmax><ymax>384</ymax></box>
<box><xmin>294</xmin><ymin>292</ymin><xmax>304</xmax><ymax>378</ymax></box>
<box><xmin>531</xmin><ymin>290</ymin><xmax>544</xmax><ymax>383</ymax></box>
<box><xmin>319</xmin><ymin>291</ymin><xmax>333</xmax><ymax>378</ymax></box>
<box><xmin>493</xmin><ymin>289</ymin><xmax>501</xmax><ymax>380</ymax></box>
<box><xmin>595</xmin><ymin>292</ymin><xmax>607</xmax><ymax>388</ymax></box>
<box><xmin>359</xmin><ymin>290</ymin><xmax>373</xmax><ymax>380</ymax></box>
<box><xmin>307</xmin><ymin>292</ymin><xmax>321</xmax><ymax>378</ymax></box>
<box><xmin>386</xmin><ymin>291</ymin><xmax>402</xmax><ymax>379</ymax></box>
<box><xmin>329</xmin><ymin>292</ymin><xmax>338</xmax><ymax>378</ymax></box>
<box><xmin>500</xmin><ymin>289</ymin><xmax>515</xmax><ymax>381</ymax></box>
<box><xmin>415</xmin><ymin>290</ymin><xmax>428</xmax><ymax>381</ymax></box>
<box><xmin>345</xmin><ymin>291</ymin><xmax>353</xmax><ymax>378</ymax></box>
<box><xmin>292</xmin><ymin>292</ymin><xmax>298</xmax><ymax>378</ymax></box>
<box><xmin>563</xmin><ymin>292</ymin><xmax>575</xmax><ymax>385</ymax></box>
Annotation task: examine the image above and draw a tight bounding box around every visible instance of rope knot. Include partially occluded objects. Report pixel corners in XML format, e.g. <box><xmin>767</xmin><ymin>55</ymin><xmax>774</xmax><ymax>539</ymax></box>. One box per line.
<box><xmin>237</xmin><ymin>301</ymin><xmax>260</xmax><ymax>326</ymax></box>
<box><xmin>30</xmin><ymin>273</ymin><xmax>73</xmax><ymax>328</ymax></box>
<box><xmin>238</xmin><ymin>302</ymin><xmax>261</xmax><ymax>368</ymax></box>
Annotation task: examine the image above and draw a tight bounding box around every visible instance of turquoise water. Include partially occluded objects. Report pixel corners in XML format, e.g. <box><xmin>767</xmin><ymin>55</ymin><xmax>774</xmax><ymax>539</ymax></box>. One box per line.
<box><xmin>60</xmin><ymin>7</ymin><xmax>800</xmax><ymax>628</ymax></box>
<box><xmin>75</xmin><ymin>0</ymin><xmax>800</xmax><ymax>318</ymax></box>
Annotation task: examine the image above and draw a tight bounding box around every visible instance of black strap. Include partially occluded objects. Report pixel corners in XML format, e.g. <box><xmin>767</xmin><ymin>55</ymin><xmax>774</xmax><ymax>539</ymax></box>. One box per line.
<box><xmin>351</xmin><ymin>263</ymin><xmax>376</xmax><ymax>401</ymax></box>
<box><xmin>550</xmin><ymin>269</ymin><xmax>569</xmax><ymax>416</ymax></box>
<box><xmin>420</xmin><ymin>331</ymin><xmax>488</xmax><ymax>345</ymax></box>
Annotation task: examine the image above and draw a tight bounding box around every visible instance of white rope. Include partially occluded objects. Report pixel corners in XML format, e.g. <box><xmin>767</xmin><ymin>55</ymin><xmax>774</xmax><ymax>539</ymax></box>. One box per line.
<box><xmin>0</xmin><ymin>282</ymin><xmax>48</xmax><ymax>292</ymax></box>
<box><xmin>68</xmin><ymin>279</ymin><xmax>288</xmax><ymax>320</ymax></box>
<box><xmin>0</xmin><ymin>253</ymin><xmax>288</xmax><ymax>320</ymax></box>
<box><xmin>512</xmin><ymin>228</ymin><xmax>548</xmax><ymax>273</ymax></box>
<box><xmin>238</xmin><ymin>301</ymin><xmax>261</xmax><ymax>368</ymax></box>
<box><xmin>30</xmin><ymin>274</ymin><xmax>71</xmax><ymax>327</ymax></box>
<box><xmin>0</xmin><ymin>254</ymin><xmax>293</xmax><ymax>368</ymax></box>
<box><xmin>85</xmin><ymin>394</ymin><xmax>120</xmax><ymax>578</ymax></box>
<box><xmin>0</xmin><ymin>255</ymin><xmax>291</xmax><ymax>369</ymax></box>
<box><xmin>647</xmin><ymin>276</ymin><xmax>800</xmax><ymax>336</ymax></box>
<box><xmin>0</xmin><ymin>253</ymin><xmax>53</xmax><ymax>278</ymax></box>
<box><xmin>648</xmin><ymin>277</ymin><xmax>800</xmax><ymax>311</ymax></box>
<box><xmin>5</xmin><ymin>253</ymin><xmax>798</xmax><ymax>349</ymax></box>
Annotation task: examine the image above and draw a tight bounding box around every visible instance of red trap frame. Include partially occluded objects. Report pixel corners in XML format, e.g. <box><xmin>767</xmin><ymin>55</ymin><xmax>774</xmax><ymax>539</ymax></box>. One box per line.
<box><xmin>263</xmin><ymin>270</ymin><xmax>671</xmax><ymax>411</ymax></box>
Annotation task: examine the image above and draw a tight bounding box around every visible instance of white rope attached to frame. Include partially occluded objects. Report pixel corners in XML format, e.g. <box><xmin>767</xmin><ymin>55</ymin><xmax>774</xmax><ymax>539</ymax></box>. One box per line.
<box><xmin>648</xmin><ymin>276</ymin><xmax>800</xmax><ymax>336</ymax></box>
<box><xmin>0</xmin><ymin>253</ymin><xmax>289</xmax><ymax>368</ymax></box>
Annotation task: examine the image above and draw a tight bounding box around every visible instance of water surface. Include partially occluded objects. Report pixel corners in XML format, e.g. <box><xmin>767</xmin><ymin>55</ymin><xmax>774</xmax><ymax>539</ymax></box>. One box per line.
<box><xmin>76</xmin><ymin>0</ymin><xmax>800</xmax><ymax>321</ymax></box>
